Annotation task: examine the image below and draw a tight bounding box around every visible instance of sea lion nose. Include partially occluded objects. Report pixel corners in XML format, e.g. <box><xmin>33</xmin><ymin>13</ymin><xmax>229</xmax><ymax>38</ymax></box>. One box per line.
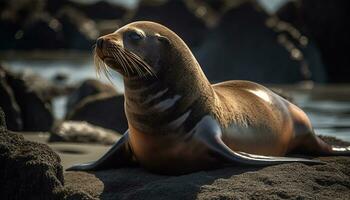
<box><xmin>96</xmin><ymin>38</ymin><xmax>104</xmax><ymax>49</ymax></box>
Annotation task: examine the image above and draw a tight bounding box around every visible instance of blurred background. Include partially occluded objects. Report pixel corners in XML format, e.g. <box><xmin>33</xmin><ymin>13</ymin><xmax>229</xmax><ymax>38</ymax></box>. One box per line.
<box><xmin>0</xmin><ymin>0</ymin><xmax>350</xmax><ymax>141</ymax></box>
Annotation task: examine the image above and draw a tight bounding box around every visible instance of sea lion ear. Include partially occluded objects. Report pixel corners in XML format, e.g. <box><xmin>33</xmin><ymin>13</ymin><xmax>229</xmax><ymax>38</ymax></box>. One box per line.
<box><xmin>156</xmin><ymin>34</ymin><xmax>170</xmax><ymax>45</ymax></box>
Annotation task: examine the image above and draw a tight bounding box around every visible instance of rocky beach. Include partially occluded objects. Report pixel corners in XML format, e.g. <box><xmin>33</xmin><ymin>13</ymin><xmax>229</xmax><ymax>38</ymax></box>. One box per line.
<box><xmin>1</xmin><ymin>65</ymin><xmax>350</xmax><ymax>199</ymax></box>
<box><xmin>1</xmin><ymin>0</ymin><xmax>350</xmax><ymax>199</ymax></box>
<box><xmin>1</xmin><ymin>107</ymin><xmax>350</xmax><ymax>199</ymax></box>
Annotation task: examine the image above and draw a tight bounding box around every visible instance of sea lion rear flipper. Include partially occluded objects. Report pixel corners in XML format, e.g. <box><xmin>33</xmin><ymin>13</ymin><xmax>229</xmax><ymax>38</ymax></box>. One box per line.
<box><xmin>66</xmin><ymin>130</ymin><xmax>136</xmax><ymax>171</ymax></box>
<box><xmin>197</xmin><ymin>116</ymin><xmax>323</xmax><ymax>166</ymax></box>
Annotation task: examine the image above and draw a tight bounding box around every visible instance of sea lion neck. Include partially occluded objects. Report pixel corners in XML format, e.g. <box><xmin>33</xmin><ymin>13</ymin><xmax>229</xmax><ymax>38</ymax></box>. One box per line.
<box><xmin>123</xmin><ymin>60</ymin><xmax>215</xmax><ymax>135</ymax></box>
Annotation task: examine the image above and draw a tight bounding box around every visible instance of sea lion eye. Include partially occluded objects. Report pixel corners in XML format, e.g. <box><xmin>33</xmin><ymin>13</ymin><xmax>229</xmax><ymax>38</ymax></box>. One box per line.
<box><xmin>128</xmin><ymin>31</ymin><xmax>143</xmax><ymax>41</ymax></box>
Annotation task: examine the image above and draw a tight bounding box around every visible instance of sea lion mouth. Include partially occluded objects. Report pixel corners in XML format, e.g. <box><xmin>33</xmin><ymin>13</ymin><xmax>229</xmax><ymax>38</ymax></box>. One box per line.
<box><xmin>94</xmin><ymin>43</ymin><xmax>156</xmax><ymax>80</ymax></box>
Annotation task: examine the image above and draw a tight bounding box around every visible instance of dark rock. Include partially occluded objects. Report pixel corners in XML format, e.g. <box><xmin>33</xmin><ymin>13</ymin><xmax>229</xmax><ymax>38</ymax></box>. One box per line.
<box><xmin>16</xmin><ymin>13</ymin><xmax>65</xmax><ymax>50</ymax></box>
<box><xmin>0</xmin><ymin>69</ymin><xmax>22</xmax><ymax>131</ymax></box>
<box><xmin>277</xmin><ymin>0</ymin><xmax>350</xmax><ymax>83</ymax></box>
<box><xmin>0</xmin><ymin>107</ymin><xmax>6</xmax><ymax>129</ymax></box>
<box><xmin>2</xmin><ymin>67</ymin><xmax>54</xmax><ymax>131</ymax></box>
<box><xmin>0</xmin><ymin>0</ymin><xmax>98</xmax><ymax>50</ymax></box>
<box><xmin>195</xmin><ymin>2</ymin><xmax>326</xmax><ymax>84</ymax></box>
<box><xmin>45</xmin><ymin>0</ymin><xmax>127</xmax><ymax>20</ymax></box>
<box><xmin>53</xmin><ymin>72</ymin><xmax>69</xmax><ymax>83</ymax></box>
<box><xmin>56</xmin><ymin>6</ymin><xmax>98</xmax><ymax>50</ymax></box>
<box><xmin>66</xmin><ymin>79</ymin><xmax>117</xmax><ymax>112</ymax></box>
<box><xmin>0</xmin><ymin>0</ymin><xmax>65</xmax><ymax>50</ymax></box>
<box><xmin>72</xmin><ymin>1</ymin><xmax>128</xmax><ymax>20</ymax></box>
<box><xmin>0</xmin><ymin>107</ymin><xmax>94</xmax><ymax>199</ymax></box>
<box><xmin>0</xmin><ymin>121</ymin><xmax>63</xmax><ymax>199</ymax></box>
<box><xmin>64</xmin><ymin>154</ymin><xmax>350</xmax><ymax>199</ymax></box>
<box><xmin>49</xmin><ymin>121</ymin><xmax>120</xmax><ymax>145</ymax></box>
<box><xmin>129</xmin><ymin>0</ymin><xmax>208</xmax><ymax>49</ymax></box>
<box><xmin>66</xmin><ymin>93</ymin><xmax>127</xmax><ymax>133</ymax></box>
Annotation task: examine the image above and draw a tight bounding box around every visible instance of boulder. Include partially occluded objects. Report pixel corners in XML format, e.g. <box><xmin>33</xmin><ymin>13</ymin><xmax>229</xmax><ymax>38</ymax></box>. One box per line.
<box><xmin>129</xmin><ymin>0</ymin><xmax>208</xmax><ymax>49</ymax></box>
<box><xmin>66</xmin><ymin>79</ymin><xmax>117</xmax><ymax>112</ymax></box>
<box><xmin>0</xmin><ymin>107</ymin><xmax>95</xmax><ymax>199</ymax></box>
<box><xmin>66</xmin><ymin>93</ymin><xmax>127</xmax><ymax>133</ymax></box>
<box><xmin>1</xmin><ymin>66</ymin><xmax>54</xmax><ymax>131</ymax></box>
<box><xmin>56</xmin><ymin>6</ymin><xmax>98</xmax><ymax>50</ymax></box>
<box><xmin>277</xmin><ymin>0</ymin><xmax>350</xmax><ymax>83</ymax></box>
<box><xmin>49</xmin><ymin>121</ymin><xmax>120</xmax><ymax>145</ymax></box>
<box><xmin>0</xmin><ymin>107</ymin><xmax>6</xmax><ymax>129</ymax></box>
<box><xmin>0</xmin><ymin>106</ymin><xmax>62</xmax><ymax>199</ymax></box>
<box><xmin>195</xmin><ymin>2</ymin><xmax>326</xmax><ymax>84</ymax></box>
<box><xmin>0</xmin><ymin>68</ymin><xmax>22</xmax><ymax>131</ymax></box>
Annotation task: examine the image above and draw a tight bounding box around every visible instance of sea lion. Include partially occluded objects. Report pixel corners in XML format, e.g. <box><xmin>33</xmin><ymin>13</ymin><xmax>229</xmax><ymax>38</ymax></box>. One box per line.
<box><xmin>67</xmin><ymin>21</ymin><xmax>350</xmax><ymax>175</ymax></box>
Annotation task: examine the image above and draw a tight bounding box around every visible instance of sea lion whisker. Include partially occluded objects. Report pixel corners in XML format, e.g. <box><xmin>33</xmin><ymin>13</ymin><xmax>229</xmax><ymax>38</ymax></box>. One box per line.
<box><xmin>116</xmin><ymin>48</ymin><xmax>131</xmax><ymax>77</ymax></box>
<box><xmin>118</xmin><ymin>48</ymin><xmax>138</xmax><ymax>76</ymax></box>
<box><xmin>125</xmin><ymin>52</ymin><xmax>146</xmax><ymax>76</ymax></box>
<box><xmin>126</xmin><ymin>50</ymin><xmax>156</xmax><ymax>78</ymax></box>
<box><xmin>127</xmin><ymin>56</ymin><xmax>142</xmax><ymax>76</ymax></box>
<box><xmin>111</xmin><ymin>51</ymin><xmax>128</xmax><ymax>76</ymax></box>
<box><xmin>102</xmin><ymin>62</ymin><xmax>114</xmax><ymax>83</ymax></box>
<box><xmin>94</xmin><ymin>52</ymin><xmax>104</xmax><ymax>78</ymax></box>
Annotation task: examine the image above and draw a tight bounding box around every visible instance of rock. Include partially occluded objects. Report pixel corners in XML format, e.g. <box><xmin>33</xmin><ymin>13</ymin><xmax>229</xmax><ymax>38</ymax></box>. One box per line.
<box><xmin>0</xmin><ymin>0</ymin><xmax>97</xmax><ymax>50</ymax></box>
<box><xmin>0</xmin><ymin>107</ymin><xmax>95</xmax><ymax>199</ymax></box>
<box><xmin>1</xmin><ymin>66</ymin><xmax>54</xmax><ymax>131</ymax></box>
<box><xmin>56</xmin><ymin>6</ymin><xmax>98</xmax><ymax>50</ymax></box>
<box><xmin>66</xmin><ymin>93</ymin><xmax>127</xmax><ymax>133</ymax></box>
<box><xmin>64</xmin><ymin>153</ymin><xmax>350</xmax><ymax>199</ymax></box>
<box><xmin>0</xmin><ymin>115</ymin><xmax>63</xmax><ymax>199</ymax></box>
<box><xmin>195</xmin><ymin>2</ymin><xmax>326</xmax><ymax>84</ymax></box>
<box><xmin>0</xmin><ymin>107</ymin><xmax>6</xmax><ymax>129</ymax></box>
<box><xmin>53</xmin><ymin>72</ymin><xmax>69</xmax><ymax>83</ymax></box>
<box><xmin>16</xmin><ymin>13</ymin><xmax>65</xmax><ymax>50</ymax></box>
<box><xmin>66</xmin><ymin>79</ymin><xmax>117</xmax><ymax>112</ymax></box>
<box><xmin>277</xmin><ymin>0</ymin><xmax>350</xmax><ymax>83</ymax></box>
<box><xmin>129</xmin><ymin>0</ymin><xmax>208</xmax><ymax>49</ymax></box>
<box><xmin>72</xmin><ymin>1</ymin><xmax>128</xmax><ymax>20</ymax></box>
<box><xmin>0</xmin><ymin>68</ymin><xmax>22</xmax><ymax>131</ymax></box>
<box><xmin>49</xmin><ymin>121</ymin><xmax>120</xmax><ymax>145</ymax></box>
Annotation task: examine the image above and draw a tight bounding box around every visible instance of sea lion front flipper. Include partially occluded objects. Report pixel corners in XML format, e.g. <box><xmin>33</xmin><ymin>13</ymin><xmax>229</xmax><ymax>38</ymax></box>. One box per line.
<box><xmin>66</xmin><ymin>130</ymin><xmax>136</xmax><ymax>171</ymax></box>
<box><xmin>196</xmin><ymin>116</ymin><xmax>323</xmax><ymax>166</ymax></box>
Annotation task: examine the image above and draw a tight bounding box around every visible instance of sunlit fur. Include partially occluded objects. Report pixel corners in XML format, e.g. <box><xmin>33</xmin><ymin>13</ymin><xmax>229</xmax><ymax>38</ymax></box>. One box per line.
<box><xmin>93</xmin><ymin>43</ymin><xmax>156</xmax><ymax>81</ymax></box>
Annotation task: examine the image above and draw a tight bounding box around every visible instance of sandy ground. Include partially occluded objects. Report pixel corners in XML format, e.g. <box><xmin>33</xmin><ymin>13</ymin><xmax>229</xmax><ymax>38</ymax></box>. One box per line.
<box><xmin>23</xmin><ymin>132</ymin><xmax>113</xmax><ymax>170</ymax></box>
<box><xmin>21</xmin><ymin>133</ymin><xmax>350</xmax><ymax>200</ymax></box>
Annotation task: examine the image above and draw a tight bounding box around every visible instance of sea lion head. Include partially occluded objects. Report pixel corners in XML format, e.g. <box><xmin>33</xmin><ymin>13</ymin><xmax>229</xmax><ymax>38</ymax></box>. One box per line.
<box><xmin>95</xmin><ymin>21</ymin><xmax>214</xmax><ymax>134</ymax></box>
<box><xmin>94</xmin><ymin>21</ymin><xmax>202</xmax><ymax>82</ymax></box>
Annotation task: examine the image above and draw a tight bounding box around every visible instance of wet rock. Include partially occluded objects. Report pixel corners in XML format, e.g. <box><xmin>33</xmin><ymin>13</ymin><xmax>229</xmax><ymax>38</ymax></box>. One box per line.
<box><xmin>195</xmin><ymin>2</ymin><xmax>326</xmax><ymax>84</ymax></box>
<box><xmin>66</xmin><ymin>93</ymin><xmax>127</xmax><ymax>133</ymax></box>
<box><xmin>129</xmin><ymin>0</ymin><xmax>208</xmax><ymax>49</ymax></box>
<box><xmin>49</xmin><ymin>121</ymin><xmax>120</xmax><ymax>145</ymax></box>
<box><xmin>277</xmin><ymin>0</ymin><xmax>350</xmax><ymax>83</ymax></box>
<box><xmin>66</xmin><ymin>79</ymin><xmax>117</xmax><ymax>112</ymax></box>
<box><xmin>0</xmin><ymin>69</ymin><xmax>22</xmax><ymax>131</ymax></box>
<box><xmin>1</xmin><ymin>66</ymin><xmax>54</xmax><ymax>131</ymax></box>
